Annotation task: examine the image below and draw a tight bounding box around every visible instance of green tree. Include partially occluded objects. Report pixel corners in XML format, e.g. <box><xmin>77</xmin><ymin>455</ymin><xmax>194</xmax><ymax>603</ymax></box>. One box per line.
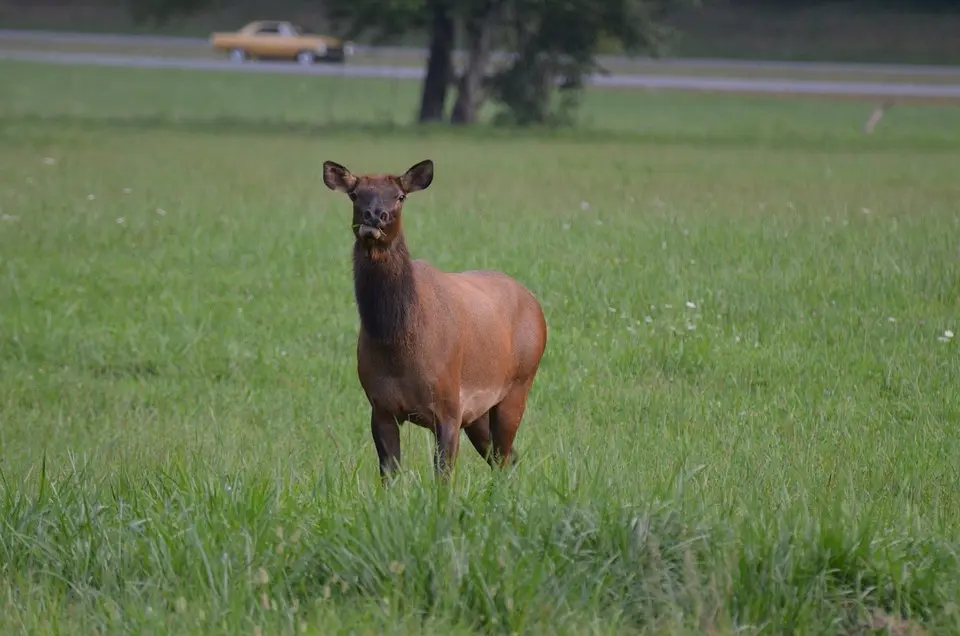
<box><xmin>449</xmin><ymin>0</ymin><xmax>506</xmax><ymax>125</ymax></box>
<box><xmin>323</xmin><ymin>0</ymin><xmax>457</xmax><ymax>123</ymax></box>
<box><xmin>488</xmin><ymin>0</ymin><xmax>696</xmax><ymax>126</ymax></box>
<box><xmin>323</xmin><ymin>0</ymin><xmax>503</xmax><ymax>125</ymax></box>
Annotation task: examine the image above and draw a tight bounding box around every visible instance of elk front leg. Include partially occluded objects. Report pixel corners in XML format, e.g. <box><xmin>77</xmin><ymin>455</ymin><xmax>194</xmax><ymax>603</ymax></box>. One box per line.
<box><xmin>370</xmin><ymin>407</ymin><xmax>401</xmax><ymax>484</ymax></box>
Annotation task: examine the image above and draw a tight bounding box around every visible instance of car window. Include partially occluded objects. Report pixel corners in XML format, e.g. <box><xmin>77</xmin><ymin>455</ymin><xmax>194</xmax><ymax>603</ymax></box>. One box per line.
<box><xmin>255</xmin><ymin>25</ymin><xmax>281</xmax><ymax>35</ymax></box>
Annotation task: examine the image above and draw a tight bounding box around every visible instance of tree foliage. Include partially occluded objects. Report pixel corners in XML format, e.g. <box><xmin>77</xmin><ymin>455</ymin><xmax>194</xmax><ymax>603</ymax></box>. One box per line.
<box><xmin>323</xmin><ymin>0</ymin><xmax>429</xmax><ymax>44</ymax></box>
<box><xmin>488</xmin><ymin>0</ymin><xmax>694</xmax><ymax>126</ymax></box>
<box><xmin>127</xmin><ymin>0</ymin><xmax>216</xmax><ymax>24</ymax></box>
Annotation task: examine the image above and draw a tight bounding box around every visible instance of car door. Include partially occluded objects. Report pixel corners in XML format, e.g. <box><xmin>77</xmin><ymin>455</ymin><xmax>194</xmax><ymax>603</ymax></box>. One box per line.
<box><xmin>250</xmin><ymin>23</ymin><xmax>283</xmax><ymax>58</ymax></box>
<box><xmin>276</xmin><ymin>22</ymin><xmax>302</xmax><ymax>57</ymax></box>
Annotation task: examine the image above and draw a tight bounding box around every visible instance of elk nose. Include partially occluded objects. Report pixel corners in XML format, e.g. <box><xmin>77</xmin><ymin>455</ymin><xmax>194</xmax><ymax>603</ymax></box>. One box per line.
<box><xmin>362</xmin><ymin>208</ymin><xmax>385</xmax><ymax>227</ymax></box>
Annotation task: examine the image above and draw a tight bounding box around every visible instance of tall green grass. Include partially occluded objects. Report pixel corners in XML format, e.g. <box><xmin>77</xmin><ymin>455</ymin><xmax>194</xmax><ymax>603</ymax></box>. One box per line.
<box><xmin>4</xmin><ymin>457</ymin><xmax>957</xmax><ymax>634</ymax></box>
<box><xmin>1</xmin><ymin>60</ymin><xmax>959</xmax><ymax>633</ymax></box>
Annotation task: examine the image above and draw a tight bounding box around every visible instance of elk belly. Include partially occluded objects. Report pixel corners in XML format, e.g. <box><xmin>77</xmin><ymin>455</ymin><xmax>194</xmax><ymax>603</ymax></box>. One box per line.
<box><xmin>459</xmin><ymin>386</ymin><xmax>504</xmax><ymax>424</ymax></box>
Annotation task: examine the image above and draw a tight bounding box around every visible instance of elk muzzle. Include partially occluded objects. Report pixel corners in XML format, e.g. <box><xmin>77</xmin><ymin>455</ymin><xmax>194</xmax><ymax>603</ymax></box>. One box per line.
<box><xmin>357</xmin><ymin>199</ymin><xmax>390</xmax><ymax>241</ymax></box>
<box><xmin>357</xmin><ymin>224</ymin><xmax>383</xmax><ymax>240</ymax></box>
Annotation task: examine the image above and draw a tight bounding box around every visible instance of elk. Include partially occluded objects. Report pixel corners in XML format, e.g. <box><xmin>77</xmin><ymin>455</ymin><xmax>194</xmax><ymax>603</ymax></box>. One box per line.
<box><xmin>322</xmin><ymin>159</ymin><xmax>548</xmax><ymax>482</ymax></box>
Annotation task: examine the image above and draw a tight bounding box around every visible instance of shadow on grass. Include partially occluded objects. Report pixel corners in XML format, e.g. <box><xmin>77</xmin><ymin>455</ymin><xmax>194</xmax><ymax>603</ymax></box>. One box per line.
<box><xmin>1</xmin><ymin>112</ymin><xmax>959</xmax><ymax>152</ymax></box>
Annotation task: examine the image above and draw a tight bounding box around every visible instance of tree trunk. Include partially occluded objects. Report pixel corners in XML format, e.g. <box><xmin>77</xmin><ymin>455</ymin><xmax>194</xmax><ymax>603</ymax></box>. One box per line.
<box><xmin>418</xmin><ymin>0</ymin><xmax>455</xmax><ymax>123</ymax></box>
<box><xmin>451</xmin><ymin>1</ymin><xmax>501</xmax><ymax>125</ymax></box>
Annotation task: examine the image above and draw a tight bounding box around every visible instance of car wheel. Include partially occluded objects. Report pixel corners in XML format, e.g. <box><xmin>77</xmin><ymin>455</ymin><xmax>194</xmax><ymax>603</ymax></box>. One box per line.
<box><xmin>297</xmin><ymin>51</ymin><xmax>316</xmax><ymax>65</ymax></box>
<box><xmin>229</xmin><ymin>48</ymin><xmax>246</xmax><ymax>63</ymax></box>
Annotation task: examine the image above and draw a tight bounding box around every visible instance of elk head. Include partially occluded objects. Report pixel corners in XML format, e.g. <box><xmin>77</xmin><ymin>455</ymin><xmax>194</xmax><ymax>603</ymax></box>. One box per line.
<box><xmin>322</xmin><ymin>159</ymin><xmax>434</xmax><ymax>247</ymax></box>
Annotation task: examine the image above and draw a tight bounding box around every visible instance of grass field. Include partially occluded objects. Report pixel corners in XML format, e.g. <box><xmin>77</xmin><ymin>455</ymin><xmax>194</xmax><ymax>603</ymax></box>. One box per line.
<box><xmin>2</xmin><ymin>59</ymin><xmax>960</xmax><ymax>634</ymax></box>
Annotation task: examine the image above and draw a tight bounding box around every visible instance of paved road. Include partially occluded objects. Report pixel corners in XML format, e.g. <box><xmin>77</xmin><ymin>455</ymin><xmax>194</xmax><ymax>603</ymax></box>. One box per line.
<box><xmin>3</xmin><ymin>30</ymin><xmax>960</xmax><ymax>100</ymax></box>
<box><xmin>4</xmin><ymin>28</ymin><xmax>960</xmax><ymax>78</ymax></box>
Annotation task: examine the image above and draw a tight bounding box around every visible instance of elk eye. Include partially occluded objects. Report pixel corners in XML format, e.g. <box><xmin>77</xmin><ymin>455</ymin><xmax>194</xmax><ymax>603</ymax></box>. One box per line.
<box><xmin>348</xmin><ymin>191</ymin><xmax>358</xmax><ymax>201</ymax></box>
<box><xmin>397</xmin><ymin>193</ymin><xmax>406</xmax><ymax>202</ymax></box>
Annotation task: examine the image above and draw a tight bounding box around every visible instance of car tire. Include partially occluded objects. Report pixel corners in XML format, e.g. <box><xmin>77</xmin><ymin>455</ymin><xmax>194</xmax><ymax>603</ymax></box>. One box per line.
<box><xmin>229</xmin><ymin>48</ymin><xmax>246</xmax><ymax>63</ymax></box>
<box><xmin>297</xmin><ymin>51</ymin><xmax>316</xmax><ymax>65</ymax></box>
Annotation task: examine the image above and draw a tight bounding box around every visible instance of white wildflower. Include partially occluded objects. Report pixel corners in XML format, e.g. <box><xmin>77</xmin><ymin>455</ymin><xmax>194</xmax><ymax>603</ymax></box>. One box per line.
<box><xmin>685</xmin><ymin>301</ymin><xmax>697</xmax><ymax>309</ymax></box>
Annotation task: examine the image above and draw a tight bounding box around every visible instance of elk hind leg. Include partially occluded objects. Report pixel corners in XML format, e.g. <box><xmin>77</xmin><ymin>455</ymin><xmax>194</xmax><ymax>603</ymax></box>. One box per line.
<box><xmin>464</xmin><ymin>412</ymin><xmax>496</xmax><ymax>467</ymax></box>
<box><xmin>489</xmin><ymin>382</ymin><xmax>533</xmax><ymax>468</ymax></box>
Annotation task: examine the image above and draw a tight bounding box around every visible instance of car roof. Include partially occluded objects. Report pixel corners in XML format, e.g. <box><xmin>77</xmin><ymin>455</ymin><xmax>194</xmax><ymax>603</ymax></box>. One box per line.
<box><xmin>247</xmin><ymin>20</ymin><xmax>294</xmax><ymax>29</ymax></box>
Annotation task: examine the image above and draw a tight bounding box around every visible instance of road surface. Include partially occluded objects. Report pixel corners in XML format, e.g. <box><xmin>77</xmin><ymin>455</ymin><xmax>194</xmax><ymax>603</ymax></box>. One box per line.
<box><xmin>3</xmin><ymin>30</ymin><xmax>960</xmax><ymax>100</ymax></box>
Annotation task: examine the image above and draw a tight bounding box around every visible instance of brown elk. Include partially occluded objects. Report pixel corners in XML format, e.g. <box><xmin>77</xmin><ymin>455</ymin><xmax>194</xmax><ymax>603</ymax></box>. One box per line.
<box><xmin>322</xmin><ymin>159</ymin><xmax>548</xmax><ymax>482</ymax></box>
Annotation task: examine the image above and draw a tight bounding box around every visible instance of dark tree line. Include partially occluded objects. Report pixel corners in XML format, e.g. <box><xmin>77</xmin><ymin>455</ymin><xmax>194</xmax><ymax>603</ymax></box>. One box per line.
<box><xmin>130</xmin><ymin>0</ymin><xmax>697</xmax><ymax>126</ymax></box>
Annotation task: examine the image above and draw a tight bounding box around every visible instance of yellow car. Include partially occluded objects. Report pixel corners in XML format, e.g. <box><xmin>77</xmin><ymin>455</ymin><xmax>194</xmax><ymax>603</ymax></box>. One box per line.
<box><xmin>210</xmin><ymin>20</ymin><xmax>355</xmax><ymax>65</ymax></box>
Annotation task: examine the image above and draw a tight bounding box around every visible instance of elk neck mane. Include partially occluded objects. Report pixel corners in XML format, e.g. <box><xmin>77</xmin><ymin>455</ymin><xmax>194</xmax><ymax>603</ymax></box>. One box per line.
<box><xmin>352</xmin><ymin>235</ymin><xmax>418</xmax><ymax>343</ymax></box>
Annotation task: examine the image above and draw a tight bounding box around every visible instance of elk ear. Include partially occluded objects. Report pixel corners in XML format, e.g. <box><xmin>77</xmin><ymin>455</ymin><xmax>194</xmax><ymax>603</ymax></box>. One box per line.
<box><xmin>399</xmin><ymin>159</ymin><xmax>434</xmax><ymax>194</ymax></box>
<box><xmin>323</xmin><ymin>160</ymin><xmax>358</xmax><ymax>193</ymax></box>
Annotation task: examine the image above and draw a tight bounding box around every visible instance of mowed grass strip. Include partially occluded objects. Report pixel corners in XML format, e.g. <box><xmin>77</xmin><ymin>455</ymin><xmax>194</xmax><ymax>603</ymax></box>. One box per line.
<box><xmin>3</xmin><ymin>60</ymin><xmax>960</xmax><ymax>149</ymax></box>
<box><xmin>0</xmin><ymin>60</ymin><xmax>959</xmax><ymax>634</ymax></box>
